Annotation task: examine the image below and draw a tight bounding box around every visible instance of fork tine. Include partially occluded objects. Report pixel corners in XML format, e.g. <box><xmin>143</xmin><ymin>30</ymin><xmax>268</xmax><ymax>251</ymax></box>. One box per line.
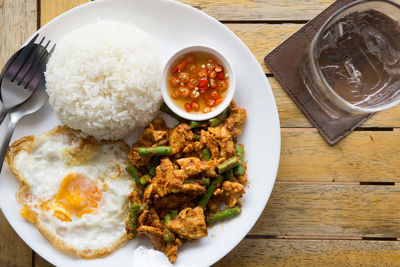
<box><xmin>20</xmin><ymin>39</ymin><xmax>50</xmax><ymax>88</ymax></box>
<box><xmin>14</xmin><ymin>37</ymin><xmax>45</xmax><ymax>84</ymax></box>
<box><xmin>26</xmin><ymin>43</ymin><xmax>55</xmax><ymax>90</ymax></box>
<box><xmin>5</xmin><ymin>34</ymin><xmax>39</xmax><ymax>79</ymax></box>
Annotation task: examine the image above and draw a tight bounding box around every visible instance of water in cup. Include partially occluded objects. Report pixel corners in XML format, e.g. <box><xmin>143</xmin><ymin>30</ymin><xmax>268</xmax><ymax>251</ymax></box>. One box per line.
<box><xmin>317</xmin><ymin>9</ymin><xmax>400</xmax><ymax>109</ymax></box>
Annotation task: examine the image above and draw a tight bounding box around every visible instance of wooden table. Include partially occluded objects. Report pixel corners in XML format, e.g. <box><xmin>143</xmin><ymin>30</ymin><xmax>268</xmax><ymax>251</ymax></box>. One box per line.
<box><xmin>2</xmin><ymin>0</ymin><xmax>400</xmax><ymax>266</ymax></box>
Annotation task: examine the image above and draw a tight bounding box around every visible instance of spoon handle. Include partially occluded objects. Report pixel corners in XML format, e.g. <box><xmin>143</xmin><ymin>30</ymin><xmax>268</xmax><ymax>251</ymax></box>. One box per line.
<box><xmin>0</xmin><ymin>119</ymin><xmax>17</xmax><ymax>173</ymax></box>
<box><xmin>0</xmin><ymin>106</ymin><xmax>8</xmax><ymax>126</ymax></box>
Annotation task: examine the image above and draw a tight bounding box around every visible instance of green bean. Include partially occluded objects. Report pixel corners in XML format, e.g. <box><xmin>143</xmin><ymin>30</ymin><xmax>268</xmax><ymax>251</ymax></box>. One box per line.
<box><xmin>193</xmin><ymin>133</ymin><xmax>200</xmax><ymax>141</ymax></box>
<box><xmin>137</xmin><ymin>146</ymin><xmax>172</xmax><ymax>156</ymax></box>
<box><xmin>148</xmin><ymin>156</ymin><xmax>160</xmax><ymax>177</ymax></box>
<box><xmin>184</xmin><ymin>177</ymin><xmax>210</xmax><ymax>187</ymax></box>
<box><xmin>218</xmin><ymin>108</ymin><xmax>230</xmax><ymax>122</ymax></box>
<box><xmin>235</xmin><ymin>144</ymin><xmax>245</xmax><ymax>159</ymax></box>
<box><xmin>140</xmin><ymin>203</ymin><xmax>148</xmax><ymax>212</ymax></box>
<box><xmin>197</xmin><ymin>175</ymin><xmax>224</xmax><ymax>209</ymax></box>
<box><xmin>202</xmin><ymin>148</ymin><xmax>211</xmax><ymax>161</ymax></box>
<box><xmin>234</xmin><ymin>144</ymin><xmax>245</xmax><ymax>175</ymax></box>
<box><xmin>208</xmin><ymin>118</ymin><xmax>221</xmax><ymax>127</ymax></box>
<box><xmin>217</xmin><ymin>156</ymin><xmax>241</xmax><ymax>173</ymax></box>
<box><xmin>164</xmin><ymin>214</ymin><xmax>175</xmax><ymax>241</ymax></box>
<box><xmin>206</xmin><ymin>206</ymin><xmax>241</xmax><ymax>225</ymax></box>
<box><xmin>127</xmin><ymin>203</ymin><xmax>140</xmax><ymax>238</ymax></box>
<box><xmin>201</xmin><ymin>178</ymin><xmax>211</xmax><ymax>187</ymax></box>
<box><xmin>190</xmin><ymin>120</ymin><xmax>207</xmax><ymax>128</ymax></box>
<box><xmin>139</xmin><ymin>174</ymin><xmax>151</xmax><ymax>185</ymax></box>
<box><xmin>160</xmin><ymin>103</ymin><xmax>184</xmax><ymax>122</ymax></box>
<box><xmin>225</xmin><ymin>169</ymin><xmax>234</xmax><ymax>181</ymax></box>
<box><xmin>171</xmin><ymin>210</ymin><xmax>179</xmax><ymax>218</ymax></box>
<box><xmin>126</xmin><ymin>166</ymin><xmax>142</xmax><ymax>186</ymax></box>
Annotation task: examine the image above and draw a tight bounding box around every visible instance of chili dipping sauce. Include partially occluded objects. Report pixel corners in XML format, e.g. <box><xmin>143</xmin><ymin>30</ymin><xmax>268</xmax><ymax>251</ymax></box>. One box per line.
<box><xmin>167</xmin><ymin>52</ymin><xmax>229</xmax><ymax>114</ymax></box>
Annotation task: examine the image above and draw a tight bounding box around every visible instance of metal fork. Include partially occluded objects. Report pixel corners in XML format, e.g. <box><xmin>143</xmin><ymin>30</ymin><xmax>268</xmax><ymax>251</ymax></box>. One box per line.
<box><xmin>0</xmin><ymin>77</ymin><xmax>49</xmax><ymax>173</ymax></box>
<box><xmin>0</xmin><ymin>34</ymin><xmax>55</xmax><ymax>125</ymax></box>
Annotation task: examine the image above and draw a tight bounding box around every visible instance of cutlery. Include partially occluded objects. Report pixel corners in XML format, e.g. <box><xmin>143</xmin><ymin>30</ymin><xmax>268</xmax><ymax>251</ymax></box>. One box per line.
<box><xmin>0</xmin><ymin>77</ymin><xmax>49</xmax><ymax>173</ymax></box>
<box><xmin>0</xmin><ymin>34</ymin><xmax>54</xmax><ymax>125</ymax></box>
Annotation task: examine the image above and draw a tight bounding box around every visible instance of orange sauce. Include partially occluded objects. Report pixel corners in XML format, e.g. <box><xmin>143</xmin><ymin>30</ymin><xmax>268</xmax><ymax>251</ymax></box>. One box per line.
<box><xmin>167</xmin><ymin>51</ymin><xmax>229</xmax><ymax>114</ymax></box>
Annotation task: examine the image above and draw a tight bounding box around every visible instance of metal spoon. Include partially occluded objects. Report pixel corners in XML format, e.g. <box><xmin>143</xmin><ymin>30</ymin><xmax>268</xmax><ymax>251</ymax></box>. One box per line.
<box><xmin>0</xmin><ymin>78</ymin><xmax>48</xmax><ymax>172</ymax></box>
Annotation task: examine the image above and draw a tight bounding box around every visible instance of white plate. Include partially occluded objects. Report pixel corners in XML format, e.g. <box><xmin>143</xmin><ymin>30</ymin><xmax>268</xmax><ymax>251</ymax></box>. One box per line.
<box><xmin>0</xmin><ymin>0</ymin><xmax>281</xmax><ymax>266</ymax></box>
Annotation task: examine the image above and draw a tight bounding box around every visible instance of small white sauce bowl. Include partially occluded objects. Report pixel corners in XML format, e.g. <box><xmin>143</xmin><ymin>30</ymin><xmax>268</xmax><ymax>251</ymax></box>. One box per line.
<box><xmin>161</xmin><ymin>45</ymin><xmax>236</xmax><ymax>121</ymax></box>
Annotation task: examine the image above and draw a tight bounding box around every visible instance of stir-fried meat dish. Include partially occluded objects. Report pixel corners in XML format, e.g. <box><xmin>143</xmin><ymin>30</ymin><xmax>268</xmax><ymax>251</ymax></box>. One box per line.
<box><xmin>125</xmin><ymin>102</ymin><xmax>247</xmax><ymax>263</ymax></box>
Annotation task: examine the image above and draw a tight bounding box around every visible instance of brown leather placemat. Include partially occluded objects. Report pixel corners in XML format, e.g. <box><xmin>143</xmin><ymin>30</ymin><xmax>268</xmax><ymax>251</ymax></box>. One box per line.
<box><xmin>265</xmin><ymin>0</ymin><xmax>372</xmax><ymax>145</ymax></box>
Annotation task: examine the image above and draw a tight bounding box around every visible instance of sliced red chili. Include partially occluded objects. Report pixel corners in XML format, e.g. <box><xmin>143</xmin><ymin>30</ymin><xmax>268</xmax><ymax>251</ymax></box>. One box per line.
<box><xmin>208</xmin><ymin>70</ymin><xmax>216</xmax><ymax>79</ymax></box>
<box><xmin>210</xmin><ymin>90</ymin><xmax>220</xmax><ymax>99</ymax></box>
<box><xmin>188</xmin><ymin>78</ymin><xmax>199</xmax><ymax>89</ymax></box>
<box><xmin>217</xmin><ymin>80</ymin><xmax>228</xmax><ymax>91</ymax></box>
<box><xmin>184</xmin><ymin>103</ymin><xmax>192</xmax><ymax>112</ymax></box>
<box><xmin>191</xmin><ymin>101</ymin><xmax>200</xmax><ymax>111</ymax></box>
<box><xmin>214</xmin><ymin>64</ymin><xmax>223</xmax><ymax>72</ymax></box>
<box><xmin>171</xmin><ymin>67</ymin><xmax>179</xmax><ymax>74</ymax></box>
<box><xmin>198</xmin><ymin>69</ymin><xmax>208</xmax><ymax>78</ymax></box>
<box><xmin>203</xmin><ymin>106</ymin><xmax>212</xmax><ymax>113</ymax></box>
<box><xmin>177</xmin><ymin>60</ymin><xmax>188</xmax><ymax>70</ymax></box>
<box><xmin>190</xmin><ymin>90</ymin><xmax>200</xmax><ymax>99</ymax></box>
<box><xmin>171</xmin><ymin>89</ymin><xmax>180</xmax><ymax>99</ymax></box>
<box><xmin>215</xmin><ymin>97</ymin><xmax>223</xmax><ymax>105</ymax></box>
<box><xmin>179</xmin><ymin>72</ymin><xmax>190</xmax><ymax>83</ymax></box>
<box><xmin>198</xmin><ymin>79</ymin><xmax>208</xmax><ymax>87</ymax></box>
<box><xmin>217</xmin><ymin>72</ymin><xmax>225</xmax><ymax>80</ymax></box>
<box><xmin>206</xmin><ymin>98</ymin><xmax>216</xmax><ymax>106</ymax></box>
<box><xmin>169</xmin><ymin>76</ymin><xmax>180</xmax><ymax>87</ymax></box>
<box><xmin>209</xmin><ymin>79</ymin><xmax>217</xmax><ymax>89</ymax></box>
<box><xmin>206</xmin><ymin>58</ymin><xmax>215</xmax><ymax>70</ymax></box>
<box><xmin>179</xmin><ymin>86</ymin><xmax>190</xmax><ymax>97</ymax></box>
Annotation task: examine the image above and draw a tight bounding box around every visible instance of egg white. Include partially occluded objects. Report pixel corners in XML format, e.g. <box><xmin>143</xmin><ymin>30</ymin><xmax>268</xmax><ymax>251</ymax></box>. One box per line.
<box><xmin>6</xmin><ymin>126</ymin><xmax>134</xmax><ymax>258</ymax></box>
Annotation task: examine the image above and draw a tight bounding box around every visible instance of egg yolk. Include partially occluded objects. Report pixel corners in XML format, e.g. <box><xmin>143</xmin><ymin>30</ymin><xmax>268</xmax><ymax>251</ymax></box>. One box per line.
<box><xmin>21</xmin><ymin>206</ymin><xmax>36</xmax><ymax>223</ymax></box>
<box><xmin>42</xmin><ymin>173</ymin><xmax>102</xmax><ymax>222</ymax></box>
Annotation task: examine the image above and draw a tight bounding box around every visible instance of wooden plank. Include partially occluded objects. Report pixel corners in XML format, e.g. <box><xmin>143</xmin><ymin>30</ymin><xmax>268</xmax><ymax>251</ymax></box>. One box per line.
<box><xmin>182</xmin><ymin>0</ymin><xmax>400</xmax><ymax>21</ymax></box>
<box><xmin>0</xmin><ymin>0</ymin><xmax>37</xmax><ymax>266</ymax></box>
<box><xmin>215</xmin><ymin>239</ymin><xmax>400</xmax><ymax>266</ymax></box>
<box><xmin>34</xmin><ymin>253</ymin><xmax>53</xmax><ymax>267</ymax></box>
<box><xmin>250</xmin><ymin>184</ymin><xmax>400</xmax><ymax>237</ymax></box>
<box><xmin>0</xmin><ymin>0</ymin><xmax>37</xmax><ymax>67</ymax></box>
<box><xmin>226</xmin><ymin>23</ymin><xmax>302</xmax><ymax>74</ymax></box>
<box><xmin>182</xmin><ymin>0</ymin><xmax>333</xmax><ymax>21</ymax></box>
<box><xmin>40</xmin><ymin>0</ymin><xmax>90</xmax><ymax>26</ymax></box>
<box><xmin>278</xmin><ymin>131</ymin><xmax>400</xmax><ymax>182</ymax></box>
<box><xmin>0</xmin><ymin>210</ymin><xmax>32</xmax><ymax>267</ymax></box>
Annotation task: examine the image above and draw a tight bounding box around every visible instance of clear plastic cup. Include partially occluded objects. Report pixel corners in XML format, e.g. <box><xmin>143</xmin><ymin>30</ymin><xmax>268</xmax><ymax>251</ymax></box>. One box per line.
<box><xmin>299</xmin><ymin>0</ymin><xmax>400</xmax><ymax>118</ymax></box>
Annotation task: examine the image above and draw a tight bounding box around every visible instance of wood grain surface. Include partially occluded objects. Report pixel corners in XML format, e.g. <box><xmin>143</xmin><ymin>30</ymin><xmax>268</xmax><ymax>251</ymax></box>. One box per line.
<box><xmin>40</xmin><ymin>0</ymin><xmax>89</xmax><ymax>26</ymax></box>
<box><xmin>251</xmin><ymin>184</ymin><xmax>400</xmax><ymax>237</ymax></box>
<box><xmin>0</xmin><ymin>0</ymin><xmax>37</xmax><ymax>68</ymax></box>
<box><xmin>278</xmin><ymin>131</ymin><xmax>400</xmax><ymax>182</ymax></box>
<box><xmin>0</xmin><ymin>1</ymin><xmax>37</xmax><ymax>266</ymax></box>
<box><xmin>215</xmin><ymin>239</ymin><xmax>400</xmax><ymax>266</ymax></box>
<box><xmin>2</xmin><ymin>0</ymin><xmax>400</xmax><ymax>266</ymax></box>
<box><xmin>180</xmin><ymin>0</ymin><xmax>334</xmax><ymax>21</ymax></box>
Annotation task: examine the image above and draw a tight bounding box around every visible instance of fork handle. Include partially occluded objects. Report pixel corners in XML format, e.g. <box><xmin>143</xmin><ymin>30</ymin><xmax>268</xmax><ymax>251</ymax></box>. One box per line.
<box><xmin>0</xmin><ymin>120</ymin><xmax>17</xmax><ymax>173</ymax></box>
<box><xmin>0</xmin><ymin>106</ymin><xmax>8</xmax><ymax>126</ymax></box>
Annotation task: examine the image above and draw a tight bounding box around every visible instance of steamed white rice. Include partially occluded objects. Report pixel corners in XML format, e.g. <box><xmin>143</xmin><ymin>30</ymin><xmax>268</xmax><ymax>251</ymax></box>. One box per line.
<box><xmin>45</xmin><ymin>20</ymin><xmax>163</xmax><ymax>140</ymax></box>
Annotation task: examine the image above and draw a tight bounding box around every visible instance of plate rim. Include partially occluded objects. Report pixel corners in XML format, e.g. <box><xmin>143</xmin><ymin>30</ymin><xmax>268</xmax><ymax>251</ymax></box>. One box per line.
<box><xmin>2</xmin><ymin>0</ymin><xmax>281</xmax><ymax>266</ymax></box>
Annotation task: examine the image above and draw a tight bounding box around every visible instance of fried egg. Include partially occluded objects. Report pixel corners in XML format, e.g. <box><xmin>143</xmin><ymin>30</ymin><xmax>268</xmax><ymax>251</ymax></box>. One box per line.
<box><xmin>6</xmin><ymin>126</ymin><xmax>134</xmax><ymax>258</ymax></box>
